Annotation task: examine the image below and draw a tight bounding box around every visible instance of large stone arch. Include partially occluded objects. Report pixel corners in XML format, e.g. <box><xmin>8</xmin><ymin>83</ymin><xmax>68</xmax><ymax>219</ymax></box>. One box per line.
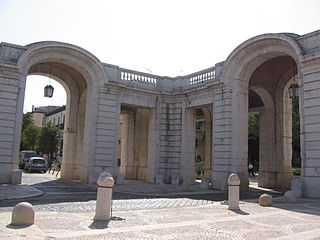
<box><xmin>16</xmin><ymin>41</ymin><xmax>107</xmax><ymax>183</ymax></box>
<box><xmin>219</xmin><ymin>34</ymin><xmax>303</xmax><ymax>189</ymax></box>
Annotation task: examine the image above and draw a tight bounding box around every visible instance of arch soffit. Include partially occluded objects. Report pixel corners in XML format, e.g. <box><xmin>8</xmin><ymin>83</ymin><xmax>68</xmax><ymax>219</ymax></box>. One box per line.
<box><xmin>250</xmin><ymin>87</ymin><xmax>275</xmax><ymax>111</ymax></box>
<box><xmin>17</xmin><ymin>41</ymin><xmax>108</xmax><ymax>89</ymax></box>
<box><xmin>222</xmin><ymin>34</ymin><xmax>304</xmax><ymax>84</ymax></box>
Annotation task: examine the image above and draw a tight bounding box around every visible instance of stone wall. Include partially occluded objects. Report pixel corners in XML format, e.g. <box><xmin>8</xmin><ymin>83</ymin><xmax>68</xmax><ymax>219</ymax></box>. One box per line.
<box><xmin>0</xmin><ymin>63</ymin><xmax>23</xmax><ymax>184</ymax></box>
<box><xmin>159</xmin><ymin>99</ymin><xmax>183</xmax><ymax>182</ymax></box>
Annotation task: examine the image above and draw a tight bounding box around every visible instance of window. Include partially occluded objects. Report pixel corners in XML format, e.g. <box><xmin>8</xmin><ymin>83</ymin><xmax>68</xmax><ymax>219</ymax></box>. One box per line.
<box><xmin>42</xmin><ymin>116</ymin><xmax>46</xmax><ymax>127</ymax></box>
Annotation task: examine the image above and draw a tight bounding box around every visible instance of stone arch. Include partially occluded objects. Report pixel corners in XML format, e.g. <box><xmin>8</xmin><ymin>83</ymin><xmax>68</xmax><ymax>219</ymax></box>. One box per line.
<box><xmin>220</xmin><ymin>33</ymin><xmax>303</xmax><ymax>189</ymax></box>
<box><xmin>16</xmin><ymin>41</ymin><xmax>107</xmax><ymax>183</ymax></box>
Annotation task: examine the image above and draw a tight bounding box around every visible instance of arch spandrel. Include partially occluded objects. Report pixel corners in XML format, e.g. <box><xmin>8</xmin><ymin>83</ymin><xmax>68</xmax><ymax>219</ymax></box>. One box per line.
<box><xmin>221</xmin><ymin>34</ymin><xmax>304</xmax><ymax>84</ymax></box>
<box><xmin>17</xmin><ymin>41</ymin><xmax>108</xmax><ymax>88</ymax></box>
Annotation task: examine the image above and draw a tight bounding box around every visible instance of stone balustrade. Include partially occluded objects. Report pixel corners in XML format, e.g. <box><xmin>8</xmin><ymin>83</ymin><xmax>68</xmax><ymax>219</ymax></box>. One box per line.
<box><xmin>187</xmin><ymin>67</ymin><xmax>216</xmax><ymax>85</ymax></box>
<box><xmin>107</xmin><ymin>64</ymin><xmax>222</xmax><ymax>93</ymax></box>
<box><xmin>120</xmin><ymin>68</ymin><xmax>158</xmax><ymax>85</ymax></box>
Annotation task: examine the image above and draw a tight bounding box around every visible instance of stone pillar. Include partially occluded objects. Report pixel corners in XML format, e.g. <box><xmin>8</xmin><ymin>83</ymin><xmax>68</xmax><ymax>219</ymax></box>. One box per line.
<box><xmin>146</xmin><ymin>108</ymin><xmax>160</xmax><ymax>183</ymax></box>
<box><xmin>228</xmin><ymin>173</ymin><xmax>240</xmax><ymax>210</ymax></box>
<box><xmin>61</xmin><ymin>91</ymin><xmax>80</xmax><ymax>180</ymax></box>
<box><xmin>133</xmin><ymin>108</ymin><xmax>149</xmax><ymax>180</ymax></box>
<box><xmin>94</xmin><ymin>172</ymin><xmax>114</xmax><ymax>221</ymax></box>
<box><xmin>258</xmin><ymin>108</ymin><xmax>276</xmax><ymax>188</ymax></box>
<box><xmin>119</xmin><ymin>112</ymin><xmax>134</xmax><ymax>178</ymax></box>
<box><xmin>300</xmin><ymin>58</ymin><xmax>320</xmax><ymax>197</ymax></box>
<box><xmin>180</xmin><ymin>107</ymin><xmax>196</xmax><ymax>185</ymax></box>
<box><xmin>203</xmin><ymin>107</ymin><xmax>213</xmax><ymax>179</ymax></box>
<box><xmin>0</xmin><ymin>63</ymin><xmax>23</xmax><ymax>184</ymax></box>
<box><xmin>212</xmin><ymin>87</ymin><xmax>233</xmax><ymax>191</ymax></box>
<box><xmin>230</xmin><ymin>82</ymin><xmax>249</xmax><ymax>190</ymax></box>
<box><xmin>275</xmin><ymin>86</ymin><xmax>293</xmax><ymax>189</ymax></box>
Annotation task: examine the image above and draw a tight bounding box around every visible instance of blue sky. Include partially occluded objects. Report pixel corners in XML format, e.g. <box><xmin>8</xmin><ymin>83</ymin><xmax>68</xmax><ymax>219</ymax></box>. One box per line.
<box><xmin>1</xmin><ymin>0</ymin><xmax>319</xmax><ymax>112</ymax></box>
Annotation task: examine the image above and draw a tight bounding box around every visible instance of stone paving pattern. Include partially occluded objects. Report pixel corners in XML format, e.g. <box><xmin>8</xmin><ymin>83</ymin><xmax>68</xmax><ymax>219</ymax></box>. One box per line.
<box><xmin>1</xmin><ymin>173</ymin><xmax>319</xmax><ymax>239</ymax></box>
<box><xmin>1</xmin><ymin>199</ymin><xmax>320</xmax><ymax>240</ymax></box>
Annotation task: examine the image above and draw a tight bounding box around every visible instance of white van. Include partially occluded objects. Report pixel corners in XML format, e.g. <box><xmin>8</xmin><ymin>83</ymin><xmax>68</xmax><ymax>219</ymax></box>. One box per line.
<box><xmin>19</xmin><ymin>150</ymin><xmax>38</xmax><ymax>169</ymax></box>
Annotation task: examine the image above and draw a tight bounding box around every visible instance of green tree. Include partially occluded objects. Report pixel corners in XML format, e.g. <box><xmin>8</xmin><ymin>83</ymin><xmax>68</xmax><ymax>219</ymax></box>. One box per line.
<box><xmin>292</xmin><ymin>98</ymin><xmax>300</xmax><ymax>146</ymax></box>
<box><xmin>20</xmin><ymin>125</ymin><xmax>41</xmax><ymax>150</ymax></box>
<box><xmin>21</xmin><ymin>112</ymin><xmax>33</xmax><ymax>132</ymax></box>
<box><xmin>20</xmin><ymin>112</ymin><xmax>35</xmax><ymax>150</ymax></box>
<box><xmin>36</xmin><ymin>122</ymin><xmax>62</xmax><ymax>167</ymax></box>
<box><xmin>248</xmin><ymin>114</ymin><xmax>259</xmax><ymax>141</ymax></box>
<box><xmin>292</xmin><ymin>97</ymin><xmax>301</xmax><ymax>168</ymax></box>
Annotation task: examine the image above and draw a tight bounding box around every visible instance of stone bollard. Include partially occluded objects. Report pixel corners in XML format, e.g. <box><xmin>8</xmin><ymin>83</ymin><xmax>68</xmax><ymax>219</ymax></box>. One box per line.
<box><xmin>228</xmin><ymin>173</ymin><xmax>240</xmax><ymax>210</ymax></box>
<box><xmin>259</xmin><ymin>193</ymin><xmax>272</xmax><ymax>206</ymax></box>
<box><xmin>156</xmin><ymin>175</ymin><xmax>164</xmax><ymax>184</ymax></box>
<box><xmin>94</xmin><ymin>172</ymin><xmax>114</xmax><ymax>221</ymax></box>
<box><xmin>11</xmin><ymin>170</ymin><xmax>22</xmax><ymax>184</ymax></box>
<box><xmin>283</xmin><ymin>190</ymin><xmax>296</xmax><ymax>203</ymax></box>
<box><xmin>11</xmin><ymin>202</ymin><xmax>35</xmax><ymax>226</ymax></box>
<box><xmin>291</xmin><ymin>177</ymin><xmax>303</xmax><ymax>198</ymax></box>
<box><xmin>171</xmin><ymin>174</ymin><xmax>180</xmax><ymax>185</ymax></box>
<box><xmin>200</xmin><ymin>178</ymin><xmax>210</xmax><ymax>189</ymax></box>
<box><xmin>116</xmin><ymin>174</ymin><xmax>124</xmax><ymax>185</ymax></box>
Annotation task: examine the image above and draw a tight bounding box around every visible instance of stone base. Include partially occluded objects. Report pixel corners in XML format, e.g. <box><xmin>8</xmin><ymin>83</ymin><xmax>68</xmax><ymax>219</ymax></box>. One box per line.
<box><xmin>11</xmin><ymin>170</ymin><xmax>22</xmax><ymax>185</ymax></box>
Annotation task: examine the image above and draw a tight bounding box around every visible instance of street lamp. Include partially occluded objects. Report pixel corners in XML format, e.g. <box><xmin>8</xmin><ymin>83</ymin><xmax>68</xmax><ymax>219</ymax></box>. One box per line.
<box><xmin>288</xmin><ymin>83</ymin><xmax>299</xmax><ymax>98</ymax></box>
<box><xmin>44</xmin><ymin>85</ymin><xmax>54</xmax><ymax>98</ymax></box>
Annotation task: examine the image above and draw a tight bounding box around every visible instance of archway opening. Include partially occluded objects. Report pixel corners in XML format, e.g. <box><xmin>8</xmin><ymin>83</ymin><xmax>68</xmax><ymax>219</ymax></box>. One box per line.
<box><xmin>20</xmin><ymin>61</ymin><xmax>88</xmax><ymax>183</ymax></box>
<box><xmin>118</xmin><ymin>104</ymin><xmax>151</xmax><ymax>181</ymax></box>
<box><xmin>248</xmin><ymin>55</ymin><xmax>301</xmax><ymax>189</ymax></box>
<box><xmin>20</xmin><ymin>75</ymin><xmax>66</xmax><ymax>173</ymax></box>
<box><xmin>194</xmin><ymin>107</ymin><xmax>212</xmax><ymax>180</ymax></box>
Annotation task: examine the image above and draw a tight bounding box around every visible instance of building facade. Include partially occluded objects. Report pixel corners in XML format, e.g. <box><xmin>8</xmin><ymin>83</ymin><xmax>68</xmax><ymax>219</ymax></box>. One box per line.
<box><xmin>31</xmin><ymin>105</ymin><xmax>62</xmax><ymax>127</ymax></box>
<box><xmin>0</xmin><ymin>30</ymin><xmax>320</xmax><ymax>197</ymax></box>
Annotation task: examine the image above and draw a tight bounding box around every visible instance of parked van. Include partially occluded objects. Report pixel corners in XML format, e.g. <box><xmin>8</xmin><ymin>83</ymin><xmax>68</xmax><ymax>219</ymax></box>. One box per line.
<box><xmin>19</xmin><ymin>150</ymin><xmax>38</xmax><ymax>169</ymax></box>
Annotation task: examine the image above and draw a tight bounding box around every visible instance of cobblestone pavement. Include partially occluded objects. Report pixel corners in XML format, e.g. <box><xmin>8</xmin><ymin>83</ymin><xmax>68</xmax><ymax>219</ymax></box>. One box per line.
<box><xmin>0</xmin><ymin>172</ymin><xmax>281</xmax><ymax>213</ymax></box>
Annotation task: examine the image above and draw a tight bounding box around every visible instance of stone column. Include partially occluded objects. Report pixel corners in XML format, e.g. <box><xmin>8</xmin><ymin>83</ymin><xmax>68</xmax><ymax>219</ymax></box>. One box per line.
<box><xmin>146</xmin><ymin>107</ymin><xmax>160</xmax><ymax>183</ymax></box>
<box><xmin>258</xmin><ymin>108</ymin><xmax>276</xmax><ymax>188</ymax></box>
<box><xmin>133</xmin><ymin>108</ymin><xmax>149</xmax><ymax>180</ymax></box>
<box><xmin>120</xmin><ymin>112</ymin><xmax>134</xmax><ymax>179</ymax></box>
<box><xmin>275</xmin><ymin>87</ymin><xmax>293</xmax><ymax>189</ymax></box>
<box><xmin>180</xmin><ymin>107</ymin><xmax>196</xmax><ymax>185</ymax></box>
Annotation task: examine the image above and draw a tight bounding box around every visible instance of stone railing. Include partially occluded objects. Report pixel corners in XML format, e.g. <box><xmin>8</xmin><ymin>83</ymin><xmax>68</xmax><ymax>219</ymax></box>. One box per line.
<box><xmin>120</xmin><ymin>68</ymin><xmax>158</xmax><ymax>85</ymax></box>
<box><xmin>105</xmin><ymin>63</ymin><xmax>223</xmax><ymax>93</ymax></box>
<box><xmin>187</xmin><ymin>67</ymin><xmax>216</xmax><ymax>86</ymax></box>
<box><xmin>174</xmin><ymin>64</ymin><xmax>222</xmax><ymax>91</ymax></box>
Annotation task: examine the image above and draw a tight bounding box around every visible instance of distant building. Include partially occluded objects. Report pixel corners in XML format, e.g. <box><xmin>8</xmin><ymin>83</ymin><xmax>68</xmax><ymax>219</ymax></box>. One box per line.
<box><xmin>31</xmin><ymin>105</ymin><xmax>61</xmax><ymax>127</ymax></box>
<box><xmin>45</xmin><ymin>105</ymin><xmax>66</xmax><ymax>130</ymax></box>
<box><xmin>30</xmin><ymin>105</ymin><xmax>66</xmax><ymax>160</ymax></box>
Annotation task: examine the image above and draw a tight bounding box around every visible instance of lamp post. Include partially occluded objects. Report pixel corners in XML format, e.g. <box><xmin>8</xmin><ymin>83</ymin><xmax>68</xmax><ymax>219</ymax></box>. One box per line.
<box><xmin>44</xmin><ymin>85</ymin><xmax>54</xmax><ymax>98</ymax></box>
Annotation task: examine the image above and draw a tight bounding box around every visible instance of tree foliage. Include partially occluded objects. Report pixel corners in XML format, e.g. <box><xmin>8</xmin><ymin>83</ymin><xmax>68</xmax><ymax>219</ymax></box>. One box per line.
<box><xmin>22</xmin><ymin>112</ymin><xmax>33</xmax><ymax>132</ymax></box>
<box><xmin>36</xmin><ymin>122</ymin><xmax>62</xmax><ymax>155</ymax></box>
<box><xmin>20</xmin><ymin>112</ymin><xmax>35</xmax><ymax>150</ymax></box>
<box><xmin>292</xmin><ymin>97</ymin><xmax>300</xmax><ymax>146</ymax></box>
<box><xmin>20</xmin><ymin>125</ymin><xmax>41</xmax><ymax>150</ymax></box>
<box><xmin>248</xmin><ymin>114</ymin><xmax>259</xmax><ymax>141</ymax></box>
